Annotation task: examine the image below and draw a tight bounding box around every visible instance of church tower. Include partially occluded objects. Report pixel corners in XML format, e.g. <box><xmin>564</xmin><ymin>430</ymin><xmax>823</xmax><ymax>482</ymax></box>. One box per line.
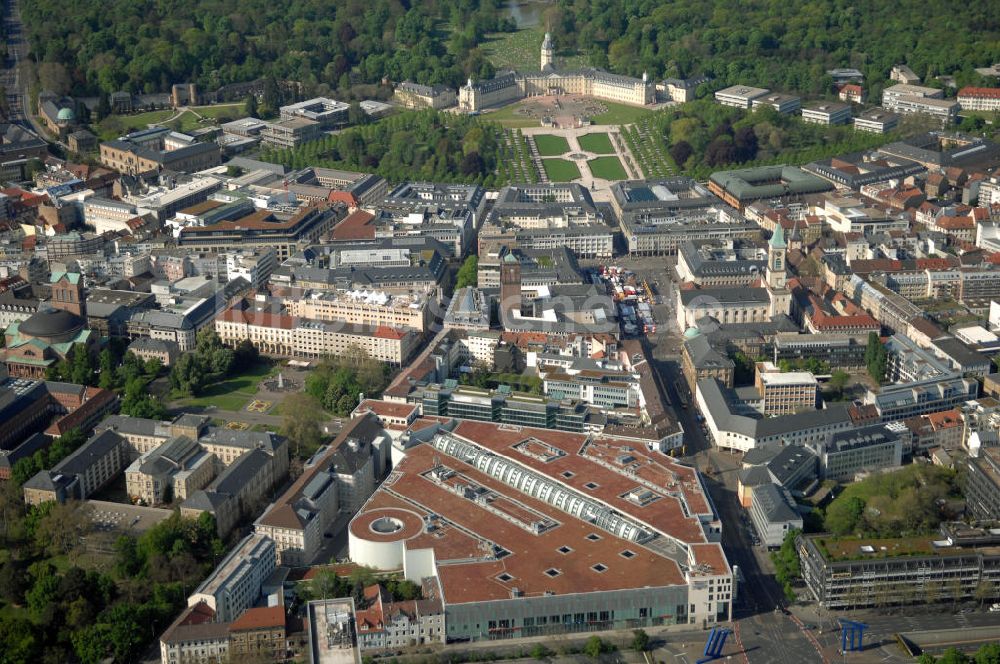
<box><xmin>541</xmin><ymin>32</ymin><xmax>554</xmax><ymax>70</ymax></box>
<box><xmin>50</xmin><ymin>271</ymin><xmax>85</xmax><ymax>318</ymax></box>
<box><xmin>766</xmin><ymin>225</ymin><xmax>791</xmax><ymax>316</ymax></box>
<box><xmin>499</xmin><ymin>250</ymin><xmax>522</xmax><ymax>315</ymax></box>
<box><xmin>788</xmin><ymin>219</ymin><xmax>803</xmax><ymax>253</ymax></box>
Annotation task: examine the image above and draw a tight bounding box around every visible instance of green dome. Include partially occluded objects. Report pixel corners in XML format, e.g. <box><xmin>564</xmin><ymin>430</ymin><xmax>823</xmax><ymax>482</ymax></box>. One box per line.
<box><xmin>56</xmin><ymin>107</ymin><xmax>75</xmax><ymax>122</ymax></box>
<box><xmin>683</xmin><ymin>326</ymin><xmax>701</xmax><ymax>340</ymax></box>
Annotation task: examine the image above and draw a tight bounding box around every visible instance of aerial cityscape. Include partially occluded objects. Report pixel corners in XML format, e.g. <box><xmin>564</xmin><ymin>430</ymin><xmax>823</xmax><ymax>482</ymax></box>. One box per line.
<box><xmin>1</xmin><ymin>0</ymin><xmax>1000</xmax><ymax>663</ymax></box>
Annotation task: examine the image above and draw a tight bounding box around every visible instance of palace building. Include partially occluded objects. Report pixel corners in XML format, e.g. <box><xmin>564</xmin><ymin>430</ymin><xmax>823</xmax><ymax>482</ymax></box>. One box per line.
<box><xmin>459</xmin><ymin>34</ymin><xmax>654</xmax><ymax>112</ymax></box>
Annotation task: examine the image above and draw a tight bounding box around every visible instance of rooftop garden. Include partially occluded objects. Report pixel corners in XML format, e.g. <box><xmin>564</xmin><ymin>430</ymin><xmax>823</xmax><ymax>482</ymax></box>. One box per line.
<box><xmin>821</xmin><ymin>464</ymin><xmax>962</xmax><ymax>539</ymax></box>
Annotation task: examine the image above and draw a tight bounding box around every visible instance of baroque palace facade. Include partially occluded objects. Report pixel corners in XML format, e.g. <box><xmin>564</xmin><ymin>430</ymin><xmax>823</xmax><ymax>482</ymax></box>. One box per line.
<box><xmin>459</xmin><ymin>33</ymin><xmax>654</xmax><ymax>111</ymax></box>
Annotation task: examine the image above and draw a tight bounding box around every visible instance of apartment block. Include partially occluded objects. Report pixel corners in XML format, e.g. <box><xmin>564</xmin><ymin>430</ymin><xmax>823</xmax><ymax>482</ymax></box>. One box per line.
<box><xmin>255</xmin><ymin>414</ymin><xmax>388</xmax><ymax>566</ymax></box>
<box><xmin>188</xmin><ymin>533</ymin><xmax>276</xmax><ymax>623</ymax></box>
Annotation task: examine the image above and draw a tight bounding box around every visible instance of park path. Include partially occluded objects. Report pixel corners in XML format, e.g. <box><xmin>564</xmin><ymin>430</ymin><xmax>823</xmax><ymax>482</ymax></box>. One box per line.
<box><xmin>614</xmin><ymin>127</ymin><xmax>644</xmax><ymax>179</ymax></box>
<box><xmin>520</xmin><ymin>125</ymin><xmax>632</xmax><ymax>201</ymax></box>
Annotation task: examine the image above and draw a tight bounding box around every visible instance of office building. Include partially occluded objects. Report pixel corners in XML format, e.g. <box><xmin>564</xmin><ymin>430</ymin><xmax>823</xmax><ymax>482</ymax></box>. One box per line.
<box><xmin>676</xmin><ymin>240</ymin><xmax>767</xmax><ymax>287</ymax></box>
<box><xmin>23</xmin><ymin>430</ymin><xmax>131</xmax><ymax>505</ymax></box>
<box><xmin>612</xmin><ymin>179</ymin><xmax>756</xmax><ymax>255</ymax></box>
<box><xmin>100</xmin><ymin>127</ymin><xmax>221</xmax><ymax>175</ymax></box>
<box><xmin>853</xmin><ymin>109</ymin><xmax>900</xmax><ymax>134</ymax></box>
<box><xmin>957</xmin><ymin>87</ymin><xmax>1000</xmax><ymax>112</ymax></box>
<box><xmin>696</xmin><ymin>377</ymin><xmax>854</xmax><ymax>453</ymax></box>
<box><xmin>682</xmin><ymin>328</ymin><xmax>735</xmax><ymax>391</ymax></box>
<box><xmin>752</xmin><ymin>93</ymin><xmax>801</xmax><ymax>115</ymax></box>
<box><xmin>280</xmin><ymin>98</ymin><xmax>349</xmax><ymax>128</ymax></box>
<box><xmin>177</xmin><ymin>202</ymin><xmax>346</xmax><ymax>260</ymax></box>
<box><xmin>285</xmin><ymin>288</ymin><xmax>432</xmax><ymax>333</ymax></box>
<box><xmin>882</xmin><ymin>85</ymin><xmax>958</xmax><ymax>123</ymax></box>
<box><xmin>261</xmin><ymin>118</ymin><xmax>324</xmax><ymax>149</ymax></box>
<box><xmin>216</xmin><ymin>298</ymin><xmax>417</xmax><ymax>365</ymax></box>
<box><xmin>798</xmin><ymin>526</ymin><xmax>1000</xmax><ymax>609</ymax></box>
<box><xmin>801</xmin><ymin>102</ymin><xmax>852</xmax><ymax>125</ymax></box>
<box><xmin>394</xmin><ymin>81</ymin><xmax>457</xmax><ymax>110</ymax></box>
<box><xmin>737</xmin><ymin>445</ymin><xmax>818</xmax><ymax>508</ymax></box>
<box><xmin>754</xmin><ymin>361</ymin><xmax>818</xmax><ymax>416</ymax></box>
<box><xmin>482</xmin><ymin>184</ymin><xmax>613</xmax><ymax>258</ymax></box>
<box><xmin>708</xmin><ymin>165</ymin><xmax>832</xmax><ymax>211</ymax></box>
<box><xmin>749</xmin><ymin>483</ymin><xmax>802</xmax><ymax>548</ymax></box>
<box><xmin>806</xmin><ymin>425</ymin><xmax>903</xmax><ymax>482</ymax></box>
<box><xmin>125</xmin><ymin>435</ymin><xmax>215</xmax><ymax>505</ymax></box>
<box><xmin>965</xmin><ymin>447</ymin><xmax>1000</xmax><ymax>520</ymax></box>
<box><xmin>181</xmin><ymin>447</ymin><xmax>286</xmax><ymax>539</ymax></box>
<box><xmin>715</xmin><ymin>85</ymin><xmax>770</xmax><ymax>109</ymax></box>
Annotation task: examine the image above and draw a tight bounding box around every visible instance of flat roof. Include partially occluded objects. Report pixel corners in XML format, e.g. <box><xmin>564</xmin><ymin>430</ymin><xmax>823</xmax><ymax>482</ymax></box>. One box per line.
<box><xmin>715</xmin><ymin>85</ymin><xmax>770</xmax><ymax>99</ymax></box>
<box><xmin>349</xmin><ymin>420</ymin><xmax>726</xmax><ymax>606</ymax></box>
<box><xmin>810</xmin><ymin>534</ymin><xmax>1000</xmax><ymax>562</ymax></box>
<box><xmin>307</xmin><ymin>599</ymin><xmax>360</xmax><ymax>664</ymax></box>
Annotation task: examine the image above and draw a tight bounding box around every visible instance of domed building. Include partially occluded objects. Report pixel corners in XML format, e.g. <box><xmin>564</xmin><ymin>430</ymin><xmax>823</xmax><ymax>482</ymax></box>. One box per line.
<box><xmin>1</xmin><ymin>273</ymin><xmax>93</xmax><ymax>378</ymax></box>
<box><xmin>38</xmin><ymin>91</ymin><xmax>80</xmax><ymax>138</ymax></box>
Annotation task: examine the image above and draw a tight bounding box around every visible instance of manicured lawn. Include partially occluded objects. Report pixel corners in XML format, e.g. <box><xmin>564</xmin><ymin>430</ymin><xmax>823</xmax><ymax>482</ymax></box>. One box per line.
<box><xmin>590</xmin><ymin>101</ymin><xmax>653</xmax><ymax>125</ymax></box>
<box><xmin>94</xmin><ymin>102</ymin><xmax>247</xmax><ymax>140</ymax></box>
<box><xmin>534</xmin><ymin>134</ymin><xmax>570</xmax><ymax>156</ymax></box>
<box><xmin>578</xmin><ymin>132</ymin><xmax>615</xmax><ymax>154</ymax></box>
<box><xmin>481</xmin><ymin>26</ymin><xmax>588</xmax><ymax>73</ymax></box>
<box><xmin>483</xmin><ymin>104</ymin><xmax>544</xmax><ymax>128</ymax></box>
<box><xmin>192</xmin><ymin>102</ymin><xmax>246</xmax><ymax>119</ymax></box>
<box><xmin>95</xmin><ymin>109</ymin><xmax>176</xmax><ymax>140</ymax></box>
<box><xmin>542</xmin><ymin>158</ymin><xmax>581</xmax><ymax>182</ymax></box>
<box><xmin>171</xmin><ymin>362</ymin><xmax>277</xmax><ymax>412</ymax></box>
<box><xmin>588</xmin><ymin>156</ymin><xmax>628</xmax><ymax>180</ymax></box>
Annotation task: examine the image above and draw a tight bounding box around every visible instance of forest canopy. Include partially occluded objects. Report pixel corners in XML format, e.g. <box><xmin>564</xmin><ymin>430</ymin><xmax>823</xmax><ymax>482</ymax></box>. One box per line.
<box><xmin>22</xmin><ymin>0</ymin><xmax>1000</xmax><ymax>98</ymax></box>
<box><xmin>22</xmin><ymin>0</ymin><xmax>509</xmax><ymax>95</ymax></box>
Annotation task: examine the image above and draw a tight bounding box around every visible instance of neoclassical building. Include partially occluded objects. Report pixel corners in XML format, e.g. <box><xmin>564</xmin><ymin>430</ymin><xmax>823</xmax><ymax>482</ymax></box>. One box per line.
<box><xmin>459</xmin><ymin>33</ymin><xmax>654</xmax><ymax>112</ymax></box>
<box><xmin>676</xmin><ymin>226</ymin><xmax>792</xmax><ymax>329</ymax></box>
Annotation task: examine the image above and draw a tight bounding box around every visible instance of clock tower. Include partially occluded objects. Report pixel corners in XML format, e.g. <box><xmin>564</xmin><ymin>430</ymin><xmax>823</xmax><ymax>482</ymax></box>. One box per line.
<box><xmin>766</xmin><ymin>225</ymin><xmax>791</xmax><ymax>316</ymax></box>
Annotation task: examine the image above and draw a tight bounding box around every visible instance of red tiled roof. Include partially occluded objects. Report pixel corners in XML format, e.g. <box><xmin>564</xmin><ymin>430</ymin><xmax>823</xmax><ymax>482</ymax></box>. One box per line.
<box><xmin>353</xmin><ymin>399</ymin><xmax>417</xmax><ymax>420</ymax></box>
<box><xmin>328</xmin><ymin>191</ymin><xmax>359</xmax><ymax>207</ymax></box>
<box><xmin>925</xmin><ymin>408</ymin><xmax>962</xmax><ymax>430</ymax></box>
<box><xmin>915</xmin><ymin>257</ymin><xmax>959</xmax><ymax>270</ymax></box>
<box><xmin>958</xmin><ymin>87</ymin><xmax>1000</xmax><ymax>100</ymax></box>
<box><xmin>936</xmin><ymin>216</ymin><xmax>974</xmax><ymax>230</ymax></box>
<box><xmin>330</xmin><ymin>209</ymin><xmax>375</xmax><ymax>241</ymax></box>
<box><xmin>228</xmin><ymin>606</ymin><xmax>285</xmax><ymax>632</ymax></box>
<box><xmin>373</xmin><ymin>325</ymin><xmax>406</xmax><ymax>340</ymax></box>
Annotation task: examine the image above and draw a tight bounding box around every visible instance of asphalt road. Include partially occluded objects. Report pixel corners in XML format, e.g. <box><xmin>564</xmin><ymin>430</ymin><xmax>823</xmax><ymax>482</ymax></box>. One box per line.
<box><xmin>2</xmin><ymin>0</ymin><xmax>36</xmax><ymax>130</ymax></box>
